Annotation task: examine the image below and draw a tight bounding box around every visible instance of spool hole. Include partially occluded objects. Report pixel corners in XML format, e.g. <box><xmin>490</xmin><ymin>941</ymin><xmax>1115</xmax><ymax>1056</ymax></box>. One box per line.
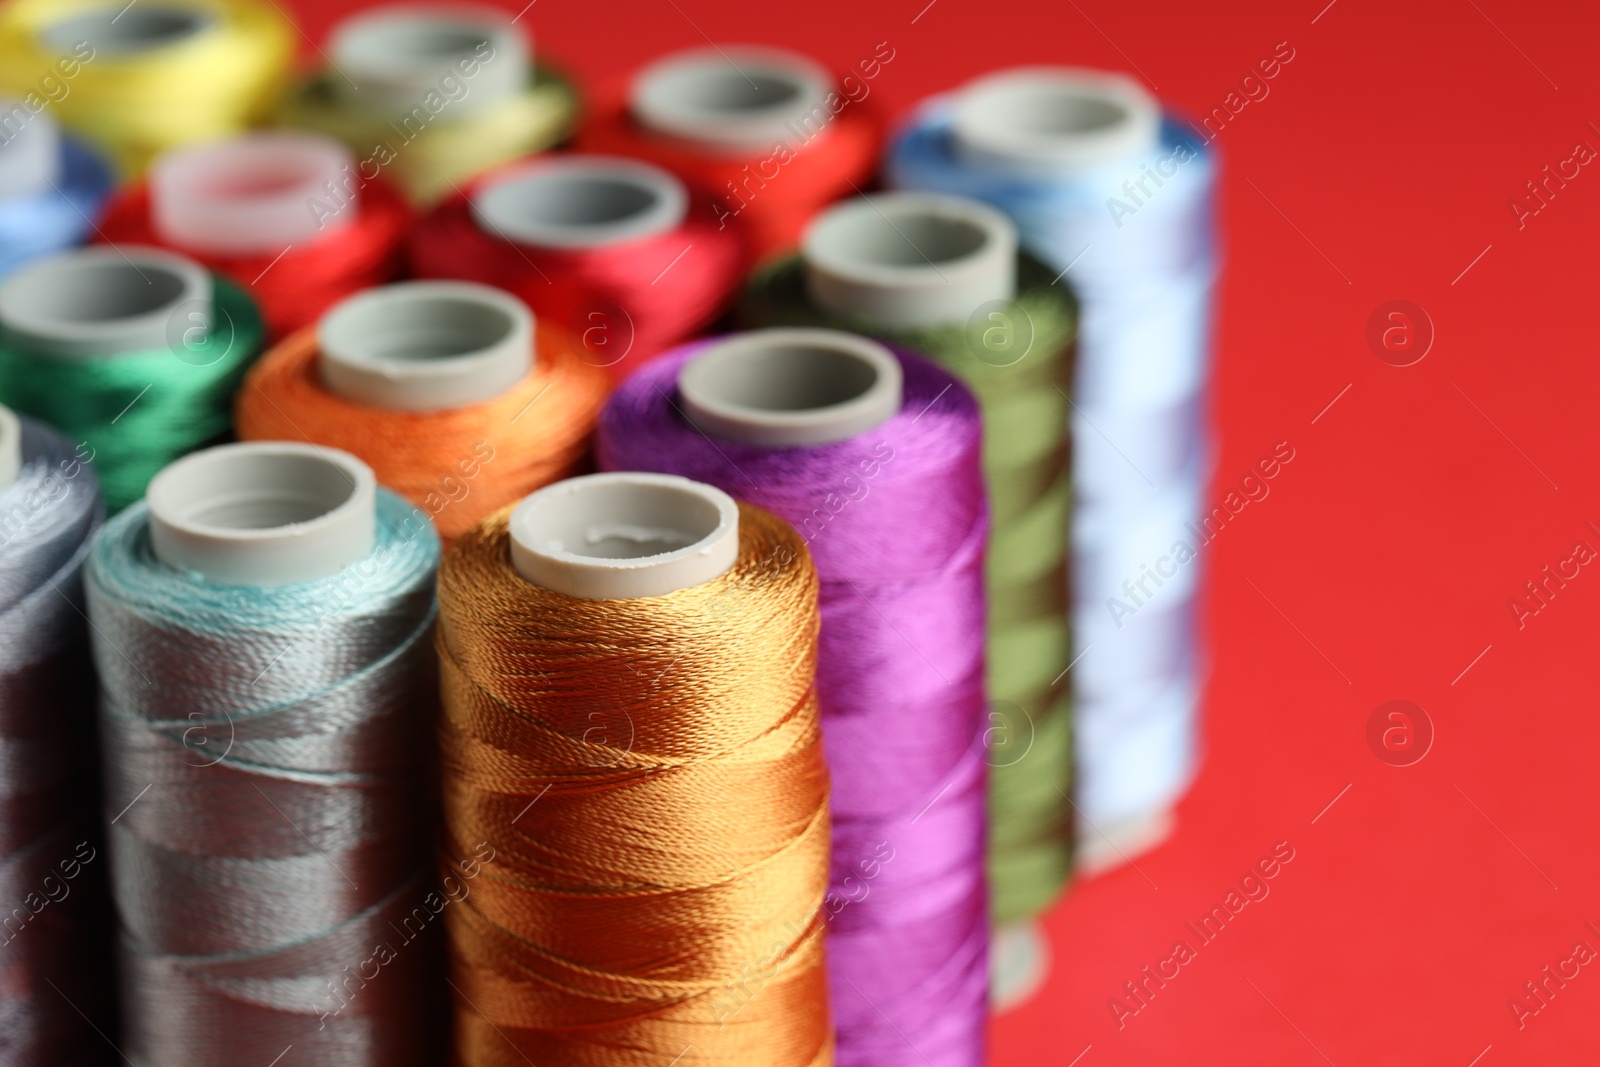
<box><xmin>168</xmin><ymin>452</ymin><xmax>358</xmax><ymax>530</ymax></box>
<box><xmin>43</xmin><ymin>7</ymin><xmax>212</xmax><ymax>55</ymax></box>
<box><xmin>471</xmin><ymin>158</ymin><xmax>687</xmax><ymax>248</ymax></box>
<box><xmin>674</xmin><ymin>69</ymin><xmax>805</xmax><ymax>115</ymax></box>
<box><xmin>317</xmin><ymin>281</ymin><xmax>533</xmax><ymax>412</ymax></box>
<box><xmin>824</xmin><ymin>211</ymin><xmax>992</xmax><ymax>268</ymax></box>
<box><xmin>677</xmin><ymin>329</ymin><xmax>903</xmax><ymax>447</ymax></box>
<box><xmin>147</xmin><ymin>443</ymin><xmax>378</xmax><ymax>587</ymax></box>
<box><xmin>952</xmin><ymin>69</ymin><xmax>1161</xmax><ymax>173</ymax></box>
<box><xmin>5</xmin><ymin>259</ymin><xmax>185</xmax><ymax>323</ymax></box>
<box><xmin>509</xmin><ymin>473</ymin><xmax>741</xmax><ymax>599</ymax></box>
<box><xmin>630</xmin><ymin>47</ymin><xmax>834</xmax><ymax>150</ymax></box>
<box><xmin>1007</xmin><ymin>88</ymin><xmax>1131</xmax><ymax>137</ymax></box>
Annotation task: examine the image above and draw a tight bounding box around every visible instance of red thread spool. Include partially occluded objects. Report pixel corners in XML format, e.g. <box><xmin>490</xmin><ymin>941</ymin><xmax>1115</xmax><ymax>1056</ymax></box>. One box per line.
<box><xmin>408</xmin><ymin>155</ymin><xmax>746</xmax><ymax>382</ymax></box>
<box><xmin>96</xmin><ymin>131</ymin><xmax>411</xmax><ymax>340</ymax></box>
<box><xmin>577</xmin><ymin>45</ymin><xmax>884</xmax><ymax>263</ymax></box>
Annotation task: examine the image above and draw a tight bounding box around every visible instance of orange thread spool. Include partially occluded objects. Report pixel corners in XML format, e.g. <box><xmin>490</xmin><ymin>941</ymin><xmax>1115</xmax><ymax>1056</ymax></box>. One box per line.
<box><xmin>236</xmin><ymin>284</ymin><xmax>607</xmax><ymax>544</ymax></box>
<box><xmin>437</xmin><ymin>478</ymin><xmax>834</xmax><ymax>1066</ymax></box>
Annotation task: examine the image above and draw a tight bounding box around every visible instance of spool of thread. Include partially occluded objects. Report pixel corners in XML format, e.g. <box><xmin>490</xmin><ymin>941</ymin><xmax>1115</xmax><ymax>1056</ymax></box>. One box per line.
<box><xmin>281</xmin><ymin>4</ymin><xmax>579</xmax><ymax>204</ymax></box>
<box><xmin>0</xmin><ymin>102</ymin><xmax>113</xmax><ymax>278</ymax></box>
<box><xmin>87</xmin><ymin>441</ymin><xmax>445</xmax><ymax>1065</ymax></box>
<box><xmin>437</xmin><ymin>471</ymin><xmax>833</xmax><ymax>1065</ymax></box>
<box><xmin>409</xmin><ymin>154</ymin><xmax>746</xmax><ymax>381</ymax></box>
<box><xmin>96</xmin><ymin>131</ymin><xmax>412</xmax><ymax>339</ymax></box>
<box><xmin>0</xmin><ymin>0</ymin><xmax>295</xmax><ymax>176</ymax></box>
<box><xmin>738</xmin><ymin>194</ymin><xmax>1077</xmax><ymax>977</ymax></box>
<box><xmin>236</xmin><ymin>280</ymin><xmax>608</xmax><ymax>544</ymax></box>
<box><xmin>886</xmin><ymin>68</ymin><xmax>1218</xmax><ymax>867</ymax></box>
<box><xmin>578</xmin><ymin>45</ymin><xmax>882</xmax><ymax>262</ymax></box>
<box><xmin>600</xmin><ymin>330</ymin><xmax>989</xmax><ymax>1067</ymax></box>
<box><xmin>0</xmin><ymin>245</ymin><xmax>265</xmax><ymax>511</ymax></box>
<box><xmin>0</xmin><ymin>404</ymin><xmax>110</xmax><ymax>1065</ymax></box>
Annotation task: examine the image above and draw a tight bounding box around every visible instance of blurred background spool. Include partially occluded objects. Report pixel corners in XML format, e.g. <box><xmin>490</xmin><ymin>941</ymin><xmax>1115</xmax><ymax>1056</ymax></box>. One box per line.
<box><xmin>0</xmin><ymin>103</ymin><xmax>113</xmax><ymax>279</ymax></box>
<box><xmin>236</xmin><ymin>279</ymin><xmax>608</xmax><ymax>544</ymax></box>
<box><xmin>282</xmin><ymin>3</ymin><xmax>578</xmax><ymax>204</ymax></box>
<box><xmin>87</xmin><ymin>442</ymin><xmax>445</xmax><ymax>1065</ymax></box>
<box><xmin>96</xmin><ymin>131</ymin><xmax>412</xmax><ymax>339</ymax></box>
<box><xmin>600</xmin><ymin>329</ymin><xmax>991</xmax><ymax>1066</ymax></box>
<box><xmin>578</xmin><ymin>44</ymin><xmax>882</xmax><ymax>263</ymax></box>
<box><xmin>0</xmin><ymin>403</ymin><xmax>110</xmax><ymax>1066</ymax></box>
<box><xmin>0</xmin><ymin>245</ymin><xmax>264</xmax><ymax>511</ymax></box>
<box><xmin>436</xmin><ymin>471</ymin><xmax>833</xmax><ymax>1066</ymax></box>
<box><xmin>409</xmin><ymin>154</ymin><xmax>746</xmax><ymax>382</ymax></box>
<box><xmin>738</xmin><ymin>193</ymin><xmax>1077</xmax><ymax>1006</ymax></box>
<box><xmin>0</xmin><ymin>0</ymin><xmax>294</xmax><ymax>176</ymax></box>
<box><xmin>886</xmin><ymin>68</ymin><xmax>1218</xmax><ymax>874</ymax></box>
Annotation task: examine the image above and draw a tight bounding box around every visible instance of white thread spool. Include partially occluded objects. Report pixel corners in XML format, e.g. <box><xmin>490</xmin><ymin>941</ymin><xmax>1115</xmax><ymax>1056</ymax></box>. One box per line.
<box><xmin>0</xmin><ymin>99</ymin><xmax>60</xmax><ymax>201</ymax></box>
<box><xmin>147</xmin><ymin>442</ymin><xmax>377</xmax><ymax>587</ymax></box>
<box><xmin>150</xmin><ymin>132</ymin><xmax>356</xmax><ymax>255</ymax></box>
<box><xmin>471</xmin><ymin>155</ymin><xmax>686</xmax><ymax>249</ymax></box>
<box><xmin>0</xmin><ymin>246</ymin><xmax>211</xmax><ymax>360</ymax></box>
<box><xmin>329</xmin><ymin>3</ymin><xmax>529</xmax><ymax>118</ymax></box>
<box><xmin>677</xmin><ymin>328</ymin><xmax>901</xmax><ymax>447</ymax></box>
<box><xmin>509</xmin><ymin>472</ymin><xmax>739</xmax><ymax>599</ymax></box>
<box><xmin>317</xmin><ymin>281</ymin><xmax>533</xmax><ymax>412</ymax></box>
<box><xmin>630</xmin><ymin>45</ymin><xmax>834</xmax><ymax>153</ymax></box>
<box><xmin>950</xmin><ymin>67</ymin><xmax>1160</xmax><ymax>176</ymax></box>
<box><xmin>802</xmin><ymin>192</ymin><xmax>1017</xmax><ymax>330</ymax></box>
<box><xmin>0</xmin><ymin>403</ymin><xmax>20</xmax><ymax>491</ymax></box>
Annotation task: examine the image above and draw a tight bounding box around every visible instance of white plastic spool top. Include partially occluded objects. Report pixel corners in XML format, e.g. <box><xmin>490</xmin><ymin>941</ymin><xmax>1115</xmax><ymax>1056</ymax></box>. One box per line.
<box><xmin>471</xmin><ymin>155</ymin><xmax>686</xmax><ymax>249</ymax></box>
<box><xmin>318</xmin><ymin>281</ymin><xmax>533</xmax><ymax>412</ymax></box>
<box><xmin>509</xmin><ymin>472</ymin><xmax>740</xmax><ymax>600</ymax></box>
<box><xmin>147</xmin><ymin>442</ymin><xmax>377</xmax><ymax>587</ymax></box>
<box><xmin>952</xmin><ymin>68</ymin><xmax>1161</xmax><ymax>175</ymax></box>
<box><xmin>0</xmin><ymin>404</ymin><xmax>20</xmax><ymax>491</ymax></box>
<box><xmin>803</xmin><ymin>192</ymin><xmax>1017</xmax><ymax>331</ymax></box>
<box><xmin>631</xmin><ymin>45</ymin><xmax>834</xmax><ymax>153</ymax></box>
<box><xmin>0</xmin><ymin>99</ymin><xmax>60</xmax><ymax>201</ymax></box>
<box><xmin>0</xmin><ymin>246</ymin><xmax>211</xmax><ymax>360</ymax></box>
<box><xmin>678</xmin><ymin>328</ymin><xmax>902</xmax><ymax>448</ymax></box>
<box><xmin>41</xmin><ymin>5</ymin><xmax>213</xmax><ymax>56</ymax></box>
<box><xmin>150</xmin><ymin>132</ymin><xmax>356</xmax><ymax>256</ymax></box>
<box><xmin>992</xmin><ymin>920</ymin><xmax>1051</xmax><ymax>1013</ymax></box>
<box><xmin>329</xmin><ymin>3</ymin><xmax>529</xmax><ymax>117</ymax></box>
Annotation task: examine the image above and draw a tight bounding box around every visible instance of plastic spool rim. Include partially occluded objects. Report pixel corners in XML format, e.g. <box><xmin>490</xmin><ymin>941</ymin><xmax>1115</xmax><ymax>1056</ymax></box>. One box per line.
<box><xmin>991</xmin><ymin>919</ymin><xmax>1051</xmax><ymax>1012</ymax></box>
<box><xmin>0</xmin><ymin>404</ymin><xmax>20</xmax><ymax>491</ymax></box>
<box><xmin>147</xmin><ymin>442</ymin><xmax>377</xmax><ymax>587</ymax></box>
<box><xmin>509</xmin><ymin>472</ymin><xmax>740</xmax><ymax>599</ymax></box>
<box><xmin>952</xmin><ymin>67</ymin><xmax>1161</xmax><ymax>175</ymax></box>
<box><xmin>678</xmin><ymin>328</ymin><xmax>902</xmax><ymax>448</ymax></box>
<box><xmin>39</xmin><ymin>5</ymin><xmax>214</xmax><ymax>56</ymax></box>
<box><xmin>0</xmin><ymin>246</ymin><xmax>211</xmax><ymax>359</ymax></box>
<box><xmin>803</xmin><ymin>192</ymin><xmax>1018</xmax><ymax>330</ymax></box>
<box><xmin>630</xmin><ymin>45</ymin><xmax>834</xmax><ymax>153</ymax></box>
<box><xmin>317</xmin><ymin>280</ymin><xmax>533</xmax><ymax>411</ymax></box>
<box><xmin>0</xmin><ymin>100</ymin><xmax>60</xmax><ymax>200</ymax></box>
<box><xmin>471</xmin><ymin>155</ymin><xmax>687</xmax><ymax>249</ymax></box>
<box><xmin>329</xmin><ymin>3</ymin><xmax>529</xmax><ymax>118</ymax></box>
<box><xmin>151</xmin><ymin>132</ymin><xmax>356</xmax><ymax>255</ymax></box>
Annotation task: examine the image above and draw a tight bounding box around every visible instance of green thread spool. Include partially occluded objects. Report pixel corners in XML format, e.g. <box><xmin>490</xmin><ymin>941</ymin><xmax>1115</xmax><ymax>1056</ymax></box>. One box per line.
<box><xmin>280</xmin><ymin>6</ymin><xmax>580</xmax><ymax>204</ymax></box>
<box><xmin>0</xmin><ymin>248</ymin><xmax>264</xmax><ymax>512</ymax></box>
<box><xmin>740</xmin><ymin>193</ymin><xmax>1078</xmax><ymax>929</ymax></box>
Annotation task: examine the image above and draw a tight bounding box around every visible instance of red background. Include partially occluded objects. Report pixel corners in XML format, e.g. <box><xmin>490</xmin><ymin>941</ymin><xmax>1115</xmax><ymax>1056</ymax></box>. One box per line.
<box><xmin>290</xmin><ymin>0</ymin><xmax>1600</xmax><ymax>1061</ymax></box>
